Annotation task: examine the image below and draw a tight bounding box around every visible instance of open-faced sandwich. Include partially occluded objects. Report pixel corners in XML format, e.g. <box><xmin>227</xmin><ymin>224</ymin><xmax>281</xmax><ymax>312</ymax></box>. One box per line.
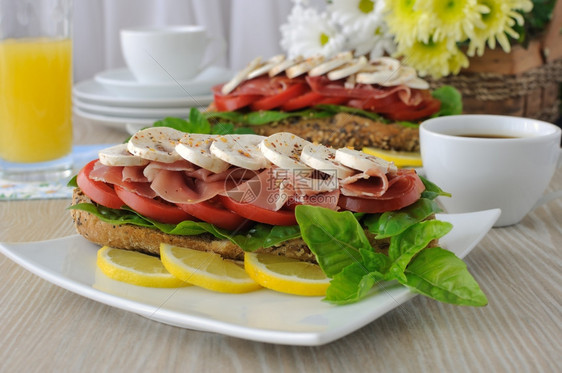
<box><xmin>207</xmin><ymin>53</ymin><xmax>462</xmax><ymax>166</ymax></box>
<box><xmin>69</xmin><ymin>126</ymin><xmax>486</xmax><ymax>306</ymax></box>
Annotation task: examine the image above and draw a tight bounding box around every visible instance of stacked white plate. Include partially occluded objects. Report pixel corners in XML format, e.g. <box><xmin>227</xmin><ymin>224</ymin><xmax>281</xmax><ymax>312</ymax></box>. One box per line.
<box><xmin>73</xmin><ymin>66</ymin><xmax>233</xmax><ymax>134</ymax></box>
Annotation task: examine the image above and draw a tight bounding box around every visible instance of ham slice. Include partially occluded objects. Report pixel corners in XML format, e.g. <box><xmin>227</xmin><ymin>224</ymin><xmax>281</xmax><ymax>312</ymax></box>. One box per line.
<box><xmin>122</xmin><ymin>166</ymin><xmax>148</xmax><ymax>183</ymax></box>
<box><xmin>340</xmin><ymin>167</ymin><xmax>389</xmax><ymax>198</ymax></box>
<box><xmin>149</xmin><ymin>169</ymin><xmax>231</xmax><ymax>204</ymax></box>
<box><xmin>143</xmin><ymin>160</ymin><xmax>196</xmax><ymax>182</ymax></box>
<box><xmin>90</xmin><ymin>162</ymin><xmax>156</xmax><ymax>198</ymax></box>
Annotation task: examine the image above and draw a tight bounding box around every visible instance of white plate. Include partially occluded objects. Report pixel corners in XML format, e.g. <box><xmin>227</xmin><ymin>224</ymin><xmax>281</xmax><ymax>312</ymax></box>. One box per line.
<box><xmin>0</xmin><ymin>209</ymin><xmax>500</xmax><ymax>346</ymax></box>
<box><xmin>95</xmin><ymin>66</ymin><xmax>232</xmax><ymax>98</ymax></box>
<box><xmin>73</xmin><ymin>80</ymin><xmax>214</xmax><ymax>108</ymax></box>
<box><xmin>73</xmin><ymin>106</ymin><xmax>157</xmax><ymax>130</ymax></box>
<box><xmin>73</xmin><ymin>98</ymin><xmax>193</xmax><ymax>119</ymax></box>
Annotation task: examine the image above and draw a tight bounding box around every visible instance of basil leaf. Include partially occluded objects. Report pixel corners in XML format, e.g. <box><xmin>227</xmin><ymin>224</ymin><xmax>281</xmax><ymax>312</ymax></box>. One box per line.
<box><xmin>204</xmin><ymin>111</ymin><xmax>245</xmax><ymax>123</ymax></box>
<box><xmin>295</xmin><ymin>205</ymin><xmax>369</xmax><ymax>277</ymax></box>
<box><xmin>314</xmin><ymin>104</ymin><xmax>389</xmax><ymax>123</ymax></box>
<box><xmin>395</xmin><ymin>121</ymin><xmax>419</xmax><ymax>128</ymax></box>
<box><xmin>153</xmin><ymin>117</ymin><xmax>191</xmax><ymax>132</ymax></box>
<box><xmin>419</xmin><ymin>175</ymin><xmax>452</xmax><ymax>200</ymax></box>
<box><xmin>364</xmin><ymin>198</ymin><xmax>442</xmax><ymax>238</ymax></box>
<box><xmin>324</xmin><ymin>263</ymin><xmax>382</xmax><ymax>305</ymax></box>
<box><xmin>401</xmin><ymin>247</ymin><xmax>488</xmax><ymax>306</ymax></box>
<box><xmin>221</xmin><ymin>224</ymin><xmax>301</xmax><ymax>252</ymax></box>
<box><xmin>67</xmin><ymin>175</ymin><xmax>78</xmax><ymax>188</ymax></box>
<box><xmin>263</xmin><ymin>225</ymin><xmax>301</xmax><ymax>247</ymax></box>
<box><xmin>68</xmin><ymin>203</ymin><xmax>154</xmax><ymax>227</ymax></box>
<box><xmin>387</xmin><ymin>220</ymin><xmax>453</xmax><ymax>282</ymax></box>
<box><xmin>211</xmin><ymin>122</ymin><xmax>235</xmax><ymax>135</ymax></box>
<box><xmin>68</xmin><ymin>202</ymin><xmax>298</xmax><ymax>252</ymax></box>
<box><xmin>188</xmin><ymin>107</ymin><xmax>212</xmax><ymax>134</ymax></box>
<box><xmin>432</xmin><ymin>85</ymin><xmax>463</xmax><ymax>117</ymax></box>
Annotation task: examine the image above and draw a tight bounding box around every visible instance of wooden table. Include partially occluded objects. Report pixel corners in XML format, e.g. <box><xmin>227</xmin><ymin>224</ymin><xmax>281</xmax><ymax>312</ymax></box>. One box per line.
<box><xmin>1</xmin><ymin>116</ymin><xmax>561</xmax><ymax>372</ymax></box>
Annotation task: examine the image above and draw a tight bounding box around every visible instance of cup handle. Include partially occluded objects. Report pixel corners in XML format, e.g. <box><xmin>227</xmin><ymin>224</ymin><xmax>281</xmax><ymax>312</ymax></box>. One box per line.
<box><xmin>532</xmin><ymin>148</ymin><xmax>562</xmax><ymax>210</ymax></box>
<box><xmin>200</xmin><ymin>35</ymin><xmax>226</xmax><ymax>70</ymax></box>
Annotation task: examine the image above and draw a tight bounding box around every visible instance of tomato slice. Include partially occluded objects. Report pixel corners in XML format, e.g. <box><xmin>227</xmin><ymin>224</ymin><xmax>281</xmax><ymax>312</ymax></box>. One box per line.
<box><xmin>114</xmin><ymin>185</ymin><xmax>194</xmax><ymax>224</ymax></box>
<box><xmin>214</xmin><ymin>94</ymin><xmax>261</xmax><ymax>112</ymax></box>
<box><xmin>385</xmin><ymin>99</ymin><xmax>441</xmax><ymax>121</ymax></box>
<box><xmin>219</xmin><ymin>196</ymin><xmax>297</xmax><ymax>226</ymax></box>
<box><xmin>250</xmin><ymin>83</ymin><xmax>308</xmax><ymax>111</ymax></box>
<box><xmin>316</xmin><ymin>96</ymin><xmax>348</xmax><ymax>105</ymax></box>
<box><xmin>281</xmin><ymin>91</ymin><xmax>323</xmax><ymax>111</ymax></box>
<box><xmin>77</xmin><ymin>160</ymin><xmax>124</xmax><ymax>209</ymax></box>
<box><xmin>177</xmin><ymin>199</ymin><xmax>250</xmax><ymax>231</ymax></box>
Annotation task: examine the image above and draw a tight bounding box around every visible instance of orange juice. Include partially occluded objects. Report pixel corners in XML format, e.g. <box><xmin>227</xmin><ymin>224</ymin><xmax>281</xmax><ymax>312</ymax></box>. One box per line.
<box><xmin>0</xmin><ymin>38</ymin><xmax>72</xmax><ymax>163</ymax></box>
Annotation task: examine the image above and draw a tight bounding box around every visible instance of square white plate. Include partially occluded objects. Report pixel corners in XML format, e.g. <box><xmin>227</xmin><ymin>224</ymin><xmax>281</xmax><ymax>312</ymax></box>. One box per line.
<box><xmin>0</xmin><ymin>209</ymin><xmax>500</xmax><ymax>346</ymax></box>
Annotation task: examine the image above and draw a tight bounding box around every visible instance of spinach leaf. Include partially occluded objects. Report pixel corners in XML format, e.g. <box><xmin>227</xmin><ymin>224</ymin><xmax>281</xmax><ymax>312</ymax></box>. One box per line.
<box><xmin>401</xmin><ymin>247</ymin><xmax>488</xmax><ymax>306</ymax></box>
<box><xmin>387</xmin><ymin>220</ymin><xmax>453</xmax><ymax>282</ymax></box>
<box><xmin>432</xmin><ymin>85</ymin><xmax>463</xmax><ymax>117</ymax></box>
<box><xmin>364</xmin><ymin>198</ymin><xmax>442</xmax><ymax>239</ymax></box>
<box><xmin>419</xmin><ymin>175</ymin><xmax>452</xmax><ymax>200</ymax></box>
<box><xmin>295</xmin><ymin>205</ymin><xmax>369</xmax><ymax>277</ymax></box>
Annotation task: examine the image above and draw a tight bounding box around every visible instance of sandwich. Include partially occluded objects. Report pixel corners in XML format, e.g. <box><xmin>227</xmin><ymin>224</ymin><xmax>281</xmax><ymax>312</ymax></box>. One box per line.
<box><xmin>69</xmin><ymin>127</ymin><xmax>487</xmax><ymax>306</ymax></box>
<box><xmin>206</xmin><ymin>53</ymin><xmax>462</xmax><ymax>164</ymax></box>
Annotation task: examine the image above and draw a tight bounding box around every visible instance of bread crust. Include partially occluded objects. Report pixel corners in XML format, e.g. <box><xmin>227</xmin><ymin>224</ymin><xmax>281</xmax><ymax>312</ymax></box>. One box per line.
<box><xmin>70</xmin><ymin>188</ymin><xmax>397</xmax><ymax>262</ymax></box>
<box><xmin>237</xmin><ymin>113</ymin><xmax>420</xmax><ymax>152</ymax></box>
<box><xmin>71</xmin><ymin>188</ymin><xmax>318</xmax><ymax>261</ymax></box>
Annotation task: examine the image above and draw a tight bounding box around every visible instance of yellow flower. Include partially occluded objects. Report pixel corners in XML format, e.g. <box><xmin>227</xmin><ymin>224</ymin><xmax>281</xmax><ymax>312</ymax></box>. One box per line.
<box><xmin>396</xmin><ymin>37</ymin><xmax>469</xmax><ymax>78</ymax></box>
<box><xmin>467</xmin><ymin>0</ymin><xmax>534</xmax><ymax>56</ymax></box>
<box><xmin>384</xmin><ymin>0</ymin><xmax>431</xmax><ymax>46</ymax></box>
<box><xmin>415</xmin><ymin>0</ymin><xmax>489</xmax><ymax>49</ymax></box>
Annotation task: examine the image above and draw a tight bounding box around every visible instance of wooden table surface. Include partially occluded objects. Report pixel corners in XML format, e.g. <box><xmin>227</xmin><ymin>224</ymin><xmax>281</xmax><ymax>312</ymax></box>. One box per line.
<box><xmin>1</xmin><ymin>116</ymin><xmax>561</xmax><ymax>372</ymax></box>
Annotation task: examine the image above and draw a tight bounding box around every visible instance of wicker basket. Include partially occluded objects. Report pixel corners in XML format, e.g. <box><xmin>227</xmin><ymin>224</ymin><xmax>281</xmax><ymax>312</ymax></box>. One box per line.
<box><xmin>429</xmin><ymin>1</ymin><xmax>562</xmax><ymax>123</ymax></box>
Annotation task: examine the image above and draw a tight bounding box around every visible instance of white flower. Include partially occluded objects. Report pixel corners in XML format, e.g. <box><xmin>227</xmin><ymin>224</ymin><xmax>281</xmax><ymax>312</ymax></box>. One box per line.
<box><xmin>329</xmin><ymin>0</ymin><xmax>387</xmax><ymax>31</ymax></box>
<box><xmin>280</xmin><ymin>5</ymin><xmax>345</xmax><ymax>58</ymax></box>
<box><xmin>343</xmin><ymin>13</ymin><xmax>395</xmax><ymax>59</ymax></box>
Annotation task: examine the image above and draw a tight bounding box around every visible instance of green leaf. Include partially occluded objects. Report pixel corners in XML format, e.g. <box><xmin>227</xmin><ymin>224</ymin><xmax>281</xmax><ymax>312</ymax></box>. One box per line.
<box><xmin>211</xmin><ymin>122</ymin><xmax>235</xmax><ymax>135</ymax></box>
<box><xmin>68</xmin><ymin>202</ymin><xmax>300</xmax><ymax>252</ymax></box>
<box><xmin>419</xmin><ymin>175</ymin><xmax>451</xmax><ymax>200</ymax></box>
<box><xmin>67</xmin><ymin>175</ymin><xmax>78</xmax><ymax>188</ymax></box>
<box><xmin>364</xmin><ymin>198</ymin><xmax>442</xmax><ymax>239</ymax></box>
<box><xmin>263</xmin><ymin>225</ymin><xmax>302</xmax><ymax>247</ymax></box>
<box><xmin>432</xmin><ymin>85</ymin><xmax>463</xmax><ymax>117</ymax></box>
<box><xmin>153</xmin><ymin>117</ymin><xmax>191</xmax><ymax>132</ymax></box>
<box><xmin>204</xmin><ymin>111</ymin><xmax>245</xmax><ymax>123</ymax></box>
<box><xmin>295</xmin><ymin>205</ymin><xmax>370</xmax><ymax>277</ymax></box>
<box><xmin>222</xmin><ymin>224</ymin><xmax>301</xmax><ymax>252</ymax></box>
<box><xmin>188</xmin><ymin>107</ymin><xmax>212</xmax><ymax>134</ymax></box>
<box><xmin>401</xmin><ymin>247</ymin><xmax>488</xmax><ymax>306</ymax></box>
<box><xmin>395</xmin><ymin>121</ymin><xmax>420</xmax><ymax>128</ymax></box>
<box><xmin>314</xmin><ymin>104</ymin><xmax>390</xmax><ymax>123</ymax></box>
<box><xmin>324</xmin><ymin>262</ymin><xmax>382</xmax><ymax>305</ymax></box>
<box><xmin>387</xmin><ymin>220</ymin><xmax>453</xmax><ymax>282</ymax></box>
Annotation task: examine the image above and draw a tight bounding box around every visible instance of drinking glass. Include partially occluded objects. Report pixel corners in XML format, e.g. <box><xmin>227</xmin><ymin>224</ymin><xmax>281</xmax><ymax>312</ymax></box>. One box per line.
<box><xmin>0</xmin><ymin>0</ymin><xmax>73</xmax><ymax>182</ymax></box>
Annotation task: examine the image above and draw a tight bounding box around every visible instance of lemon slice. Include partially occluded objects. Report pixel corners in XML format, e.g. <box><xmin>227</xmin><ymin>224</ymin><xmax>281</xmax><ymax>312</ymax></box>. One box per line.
<box><xmin>362</xmin><ymin>147</ymin><xmax>422</xmax><ymax>168</ymax></box>
<box><xmin>96</xmin><ymin>246</ymin><xmax>188</xmax><ymax>288</ymax></box>
<box><xmin>244</xmin><ymin>252</ymin><xmax>330</xmax><ymax>296</ymax></box>
<box><xmin>159</xmin><ymin>243</ymin><xmax>261</xmax><ymax>293</ymax></box>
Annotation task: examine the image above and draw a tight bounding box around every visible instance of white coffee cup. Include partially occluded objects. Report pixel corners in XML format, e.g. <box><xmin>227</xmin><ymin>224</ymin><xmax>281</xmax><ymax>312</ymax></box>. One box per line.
<box><xmin>120</xmin><ymin>25</ymin><xmax>224</xmax><ymax>83</ymax></box>
<box><xmin>420</xmin><ymin>115</ymin><xmax>561</xmax><ymax>227</ymax></box>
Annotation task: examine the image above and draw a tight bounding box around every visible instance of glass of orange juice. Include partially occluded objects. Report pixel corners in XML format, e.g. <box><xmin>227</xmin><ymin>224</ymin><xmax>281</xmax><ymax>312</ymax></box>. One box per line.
<box><xmin>0</xmin><ymin>0</ymin><xmax>73</xmax><ymax>182</ymax></box>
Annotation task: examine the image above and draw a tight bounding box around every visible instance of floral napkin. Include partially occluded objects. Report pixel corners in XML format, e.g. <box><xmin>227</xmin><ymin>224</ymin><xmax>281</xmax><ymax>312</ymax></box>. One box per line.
<box><xmin>0</xmin><ymin>144</ymin><xmax>116</xmax><ymax>201</ymax></box>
